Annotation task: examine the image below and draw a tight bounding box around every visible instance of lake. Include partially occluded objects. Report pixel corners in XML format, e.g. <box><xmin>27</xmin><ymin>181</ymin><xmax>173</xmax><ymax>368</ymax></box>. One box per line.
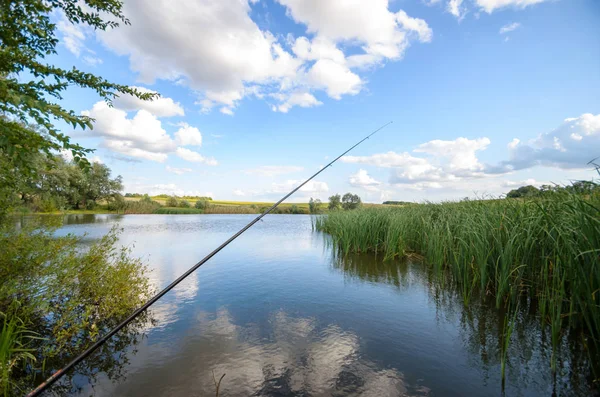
<box><xmin>48</xmin><ymin>214</ymin><xmax>591</xmax><ymax>396</ymax></box>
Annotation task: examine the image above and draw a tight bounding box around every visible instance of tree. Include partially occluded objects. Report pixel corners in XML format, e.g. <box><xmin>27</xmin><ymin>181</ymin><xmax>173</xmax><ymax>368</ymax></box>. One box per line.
<box><xmin>166</xmin><ymin>196</ymin><xmax>179</xmax><ymax>207</ymax></box>
<box><xmin>328</xmin><ymin>194</ymin><xmax>341</xmax><ymax>211</ymax></box>
<box><xmin>178</xmin><ymin>199</ymin><xmax>191</xmax><ymax>208</ymax></box>
<box><xmin>309</xmin><ymin>197</ymin><xmax>322</xmax><ymax>214</ymax></box>
<box><xmin>195</xmin><ymin>199</ymin><xmax>210</xmax><ymax>210</ymax></box>
<box><xmin>0</xmin><ymin>1</ymin><xmax>156</xmax><ymax>173</ymax></box>
<box><xmin>506</xmin><ymin>185</ymin><xmax>540</xmax><ymax>198</ymax></box>
<box><xmin>342</xmin><ymin>193</ymin><xmax>362</xmax><ymax>210</ymax></box>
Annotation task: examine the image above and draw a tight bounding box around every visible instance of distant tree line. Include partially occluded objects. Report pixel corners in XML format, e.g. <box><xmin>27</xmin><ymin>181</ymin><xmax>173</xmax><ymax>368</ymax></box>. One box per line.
<box><xmin>506</xmin><ymin>181</ymin><xmax>599</xmax><ymax>198</ymax></box>
<box><xmin>6</xmin><ymin>153</ymin><xmax>123</xmax><ymax>212</ymax></box>
<box><xmin>382</xmin><ymin>200</ymin><xmax>413</xmax><ymax>205</ymax></box>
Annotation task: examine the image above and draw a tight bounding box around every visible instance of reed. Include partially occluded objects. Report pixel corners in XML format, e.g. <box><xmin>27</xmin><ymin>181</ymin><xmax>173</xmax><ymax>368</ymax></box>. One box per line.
<box><xmin>315</xmin><ymin>191</ymin><xmax>600</xmax><ymax>378</ymax></box>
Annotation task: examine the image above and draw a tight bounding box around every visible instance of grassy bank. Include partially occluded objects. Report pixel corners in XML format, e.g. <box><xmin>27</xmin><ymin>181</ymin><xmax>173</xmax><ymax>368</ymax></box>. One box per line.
<box><xmin>314</xmin><ymin>192</ymin><xmax>600</xmax><ymax>379</ymax></box>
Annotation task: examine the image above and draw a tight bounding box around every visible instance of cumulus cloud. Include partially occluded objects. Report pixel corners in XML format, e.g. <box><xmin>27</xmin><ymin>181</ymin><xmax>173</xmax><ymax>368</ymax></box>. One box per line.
<box><xmin>447</xmin><ymin>0</ymin><xmax>466</xmax><ymax>19</ymax></box>
<box><xmin>349</xmin><ymin>169</ymin><xmax>382</xmax><ymax>192</ymax></box>
<box><xmin>232</xmin><ymin>189</ymin><xmax>246</xmax><ymax>197</ymax></box>
<box><xmin>166</xmin><ymin>166</ymin><xmax>193</xmax><ymax>175</ymax></box>
<box><xmin>341</xmin><ymin>113</ymin><xmax>600</xmax><ymax>192</ymax></box>
<box><xmin>175</xmin><ymin>148</ymin><xmax>218</xmax><ymax>165</ymax></box>
<box><xmin>499</xmin><ymin>22</ymin><xmax>521</xmax><ymax>34</ymax></box>
<box><xmin>174</xmin><ymin>123</ymin><xmax>203</xmax><ymax>146</ymax></box>
<box><xmin>495</xmin><ymin>113</ymin><xmax>600</xmax><ymax>172</ymax></box>
<box><xmin>273</xmin><ymin>92</ymin><xmax>323</xmax><ymax>113</ymax></box>
<box><xmin>244</xmin><ymin>166</ymin><xmax>304</xmax><ymax>177</ymax></box>
<box><xmin>113</xmin><ymin>86</ymin><xmax>184</xmax><ymax>117</ymax></box>
<box><xmin>476</xmin><ymin>0</ymin><xmax>550</xmax><ymax>13</ymax></box>
<box><xmin>98</xmin><ymin>0</ymin><xmax>431</xmax><ymax>113</ymax></box>
<box><xmin>83</xmin><ymin>101</ymin><xmax>215</xmax><ymax>163</ymax></box>
<box><xmin>342</xmin><ymin>137</ymin><xmax>491</xmax><ymax>187</ymax></box>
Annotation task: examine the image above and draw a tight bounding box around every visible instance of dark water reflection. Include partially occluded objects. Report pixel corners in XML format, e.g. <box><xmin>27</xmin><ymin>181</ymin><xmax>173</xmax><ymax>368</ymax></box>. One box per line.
<box><xmin>38</xmin><ymin>214</ymin><xmax>591</xmax><ymax>396</ymax></box>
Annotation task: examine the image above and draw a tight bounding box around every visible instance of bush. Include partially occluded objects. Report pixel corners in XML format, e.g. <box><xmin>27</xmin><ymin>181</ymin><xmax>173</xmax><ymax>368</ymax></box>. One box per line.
<box><xmin>122</xmin><ymin>199</ymin><xmax>161</xmax><ymax>214</ymax></box>
<box><xmin>0</xmin><ymin>222</ymin><xmax>153</xmax><ymax>394</ymax></box>
<box><xmin>106</xmin><ymin>194</ymin><xmax>126</xmax><ymax>212</ymax></box>
<box><xmin>178</xmin><ymin>200</ymin><xmax>191</xmax><ymax>208</ymax></box>
<box><xmin>195</xmin><ymin>199</ymin><xmax>210</xmax><ymax>210</ymax></box>
<box><xmin>165</xmin><ymin>196</ymin><xmax>179</xmax><ymax>207</ymax></box>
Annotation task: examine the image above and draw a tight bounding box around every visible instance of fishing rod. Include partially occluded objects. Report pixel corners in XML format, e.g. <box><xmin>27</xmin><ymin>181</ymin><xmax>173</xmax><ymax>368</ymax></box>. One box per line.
<box><xmin>26</xmin><ymin>121</ymin><xmax>392</xmax><ymax>397</ymax></box>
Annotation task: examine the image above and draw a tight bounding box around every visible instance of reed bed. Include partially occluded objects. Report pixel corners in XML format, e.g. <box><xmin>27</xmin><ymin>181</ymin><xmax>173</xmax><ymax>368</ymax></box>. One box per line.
<box><xmin>314</xmin><ymin>192</ymin><xmax>600</xmax><ymax>379</ymax></box>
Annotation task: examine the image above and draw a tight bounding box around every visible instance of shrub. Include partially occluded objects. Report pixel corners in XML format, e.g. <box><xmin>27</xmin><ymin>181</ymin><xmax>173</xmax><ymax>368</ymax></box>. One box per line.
<box><xmin>195</xmin><ymin>199</ymin><xmax>210</xmax><ymax>210</ymax></box>
<box><xmin>0</xmin><ymin>223</ymin><xmax>153</xmax><ymax>394</ymax></box>
<box><xmin>165</xmin><ymin>196</ymin><xmax>179</xmax><ymax>207</ymax></box>
<box><xmin>178</xmin><ymin>200</ymin><xmax>191</xmax><ymax>208</ymax></box>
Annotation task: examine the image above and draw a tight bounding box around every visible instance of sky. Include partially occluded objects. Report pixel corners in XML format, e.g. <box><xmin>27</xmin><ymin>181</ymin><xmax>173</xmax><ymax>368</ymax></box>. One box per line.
<box><xmin>53</xmin><ymin>0</ymin><xmax>600</xmax><ymax>203</ymax></box>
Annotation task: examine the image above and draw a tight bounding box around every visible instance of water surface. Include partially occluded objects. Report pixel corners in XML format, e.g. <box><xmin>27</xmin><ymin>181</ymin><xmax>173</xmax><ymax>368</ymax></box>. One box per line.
<box><xmin>45</xmin><ymin>214</ymin><xmax>590</xmax><ymax>396</ymax></box>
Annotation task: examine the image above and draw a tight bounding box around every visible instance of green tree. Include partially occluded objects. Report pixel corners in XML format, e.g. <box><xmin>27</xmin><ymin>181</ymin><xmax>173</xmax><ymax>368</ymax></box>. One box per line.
<box><xmin>342</xmin><ymin>193</ymin><xmax>362</xmax><ymax>210</ymax></box>
<box><xmin>178</xmin><ymin>199</ymin><xmax>191</xmax><ymax>208</ymax></box>
<box><xmin>309</xmin><ymin>198</ymin><xmax>322</xmax><ymax>214</ymax></box>
<box><xmin>506</xmin><ymin>185</ymin><xmax>540</xmax><ymax>199</ymax></box>
<box><xmin>0</xmin><ymin>0</ymin><xmax>156</xmax><ymax>172</ymax></box>
<box><xmin>195</xmin><ymin>199</ymin><xmax>210</xmax><ymax>210</ymax></box>
<box><xmin>166</xmin><ymin>196</ymin><xmax>179</xmax><ymax>207</ymax></box>
<box><xmin>328</xmin><ymin>194</ymin><xmax>341</xmax><ymax>211</ymax></box>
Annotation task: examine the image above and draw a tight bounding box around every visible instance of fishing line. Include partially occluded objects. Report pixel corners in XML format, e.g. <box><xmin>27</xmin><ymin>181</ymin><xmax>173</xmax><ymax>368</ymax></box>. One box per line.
<box><xmin>26</xmin><ymin>121</ymin><xmax>392</xmax><ymax>397</ymax></box>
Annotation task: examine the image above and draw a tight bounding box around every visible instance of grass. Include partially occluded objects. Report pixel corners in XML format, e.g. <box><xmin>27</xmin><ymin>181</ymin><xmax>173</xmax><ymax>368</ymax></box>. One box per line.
<box><xmin>0</xmin><ymin>308</ymin><xmax>40</xmax><ymax>397</ymax></box>
<box><xmin>314</xmin><ymin>191</ymin><xmax>600</xmax><ymax>381</ymax></box>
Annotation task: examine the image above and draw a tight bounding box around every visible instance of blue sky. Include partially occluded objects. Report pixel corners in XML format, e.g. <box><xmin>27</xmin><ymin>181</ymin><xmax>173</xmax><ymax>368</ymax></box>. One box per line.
<box><xmin>54</xmin><ymin>0</ymin><xmax>599</xmax><ymax>202</ymax></box>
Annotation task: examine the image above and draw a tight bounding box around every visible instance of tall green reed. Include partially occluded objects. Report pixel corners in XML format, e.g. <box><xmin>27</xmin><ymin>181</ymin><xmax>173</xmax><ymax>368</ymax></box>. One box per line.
<box><xmin>315</xmin><ymin>191</ymin><xmax>600</xmax><ymax>381</ymax></box>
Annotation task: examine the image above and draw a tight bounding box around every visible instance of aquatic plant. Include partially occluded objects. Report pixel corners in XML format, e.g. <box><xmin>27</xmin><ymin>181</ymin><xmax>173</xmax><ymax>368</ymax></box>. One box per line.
<box><xmin>315</xmin><ymin>190</ymin><xmax>600</xmax><ymax>380</ymax></box>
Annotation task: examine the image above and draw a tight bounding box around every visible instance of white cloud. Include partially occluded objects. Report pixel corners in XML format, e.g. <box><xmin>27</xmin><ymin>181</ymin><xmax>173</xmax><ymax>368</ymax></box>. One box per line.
<box><xmin>447</xmin><ymin>0</ymin><xmax>466</xmax><ymax>19</ymax></box>
<box><xmin>274</xmin><ymin>92</ymin><xmax>323</xmax><ymax>113</ymax></box>
<box><xmin>349</xmin><ymin>169</ymin><xmax>382</xmax><ymax>191</ymax></box>
<box><xmin>57</xmin><ymin>17</ymin><xmax>87</xmax><ymax>57</ymax></box>
<box><xmin>175</xmin><ymin>147</ymin><xmax>218</xmax><ymax>165</ymax></box>
<box><xmin>113</xmin><ymin>86</ymin><xmax>184</xmax><ymax>117</ymax></box>
<box><xmin>232</xmin><ymin>189</ymin><xmax>246</xmax><ymax>197</ymax></box>
<box><xmin>414</xmin><ymin>137</ymin><xmax>490</xmax><ymax>173</ymax></box>
<box><xmin>508</xmin><ymin>138</ymin><xmax>520</xmax><ymax>149</ymax></box>
<box><xmin>174</xmin><ymin>123</ymin><xmax>203</xmax><ymax>146</ymax></box>
<box><xmin>343</xmin><ymin>137</ymin><xmax>492</xmax><ymax>187</ymax></box>
<box><xmin>244</xmin><ymin>165</ymin><xmax>304</xmax><ymax>177</ymax></box>
<box><xmin>279</xmin><ymin>0</ymin><xmax>431</xmax><ymax>62</ymax></box>
<box><xmin>499</xmin><ymin>22</ymin><xmax>521</xmax><ymax>34</ymax></box>
<box><xmin>98</xmin><ymin>0</ymin><xmax>431</xmax><ymax>113</ymax></box>
<box><xmin>83</xmin><ymin>56</ymin><xmax>103</xmax><ymax>66</ymax></box>
<box><xmin>499</xmin><ymin>113</ymin><xmax>600</xmax><ymax>171</ymax></box>
<box><xmin>60</xmin><ymin>149</ymin><xmax>74</xmax><ymax>162</ymax></box>
<box><xmin>307</xmin><ymin>60</ymin><xmax>362</xmax><ymax>99</ymax></box>
<box><xmin>166</xmin><ymin>166</ymin><xmax>193</xmax><ymax>175</ymax></box>
<box><xmin>476</xmin><ymin>0</ymin><xmax>550</xmax><ymax>13</ymax></box>
<box><xmin>82</xmin><ymin>101</ymin><xmax>214</xmax><ymax>163</ymax></box>
<box><xmin>220</xmin><ymin>107</ymin><xmax>234</xmax><ymax>116</ymax></box>
<box><xmin>501</xmin><ymin>178</ymin><xmax>541</xmax><ymax>188</ymax></box>
<box><xmin>83</xmin><ymin>102</ymin><xmax>176</xmax><ymax>162</ymax></box>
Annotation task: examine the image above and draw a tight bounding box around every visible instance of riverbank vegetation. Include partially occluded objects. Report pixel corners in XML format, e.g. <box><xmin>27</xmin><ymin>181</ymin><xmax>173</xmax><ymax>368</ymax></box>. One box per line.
<box><xmin>0</xmin><ymin>1</ymin><xmax>160</xmax><ymax>395</ymax></box>
<box><xmin>315</xmin><ymin>184</ymin><xmax>600</xmax><ymax>383</ymax></box>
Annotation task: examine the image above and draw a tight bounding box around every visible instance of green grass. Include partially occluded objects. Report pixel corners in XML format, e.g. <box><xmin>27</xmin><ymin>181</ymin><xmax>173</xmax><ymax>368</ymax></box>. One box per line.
<box><xmin>315</xmin><ymin>191</ymin><xmax>600</xmax><ymax>380</ymax></box>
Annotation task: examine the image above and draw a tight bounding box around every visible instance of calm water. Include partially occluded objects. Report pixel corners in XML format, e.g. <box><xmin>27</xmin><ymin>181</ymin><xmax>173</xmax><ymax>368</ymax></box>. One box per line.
<box><xmin>44</xmin><ymin>214</ymin><xmax>591</xmax><ymax>396</ymax></box>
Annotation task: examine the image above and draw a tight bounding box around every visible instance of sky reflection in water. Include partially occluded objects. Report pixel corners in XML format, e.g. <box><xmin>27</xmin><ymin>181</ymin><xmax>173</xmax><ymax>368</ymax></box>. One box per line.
<box><xmin>41</xmin><ymin>214</ymin><xmax>589</xmax><ymax>397</ymax></box>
